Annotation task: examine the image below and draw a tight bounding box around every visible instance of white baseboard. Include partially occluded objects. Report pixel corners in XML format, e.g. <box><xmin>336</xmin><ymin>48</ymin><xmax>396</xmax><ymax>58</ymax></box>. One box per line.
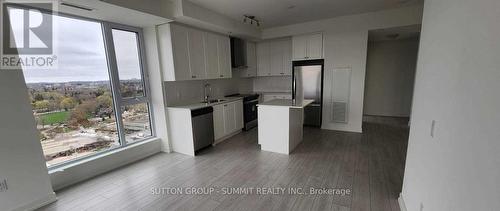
<box><xmin>13</xmin><ymin>192</ymin><xmax>57</xmax><ymax>211</ymax></box>
<box><xmin>398</xmin><ymin>193</ymin><xmax>408</xmax><ymax>211</ymax></box>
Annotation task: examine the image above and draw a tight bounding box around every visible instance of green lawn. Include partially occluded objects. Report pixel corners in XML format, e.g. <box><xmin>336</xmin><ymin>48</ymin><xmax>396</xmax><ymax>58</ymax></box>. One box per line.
<box><xmin>39</xmin><ymin>111</ymin><xmax>70</xmax><ymax>125</ymax></box>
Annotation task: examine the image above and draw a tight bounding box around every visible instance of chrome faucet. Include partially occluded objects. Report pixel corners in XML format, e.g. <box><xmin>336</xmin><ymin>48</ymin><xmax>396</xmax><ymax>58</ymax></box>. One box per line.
<box><xmin>203</xmin><ymin>82</ymin><xmax>211</xmax><ymax>102</ymax></box>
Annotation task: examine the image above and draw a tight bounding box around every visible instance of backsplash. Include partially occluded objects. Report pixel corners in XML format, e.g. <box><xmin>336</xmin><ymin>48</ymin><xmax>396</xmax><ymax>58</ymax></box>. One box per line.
<box><xmin>253</xmin><ymin>76</ymin><xmax>292</xmax><ymax>93</ymax></box>
<box><xmin>164</xmin><ymin>77</ymin><xmax>253</xmax><ymax>106</ymax></box>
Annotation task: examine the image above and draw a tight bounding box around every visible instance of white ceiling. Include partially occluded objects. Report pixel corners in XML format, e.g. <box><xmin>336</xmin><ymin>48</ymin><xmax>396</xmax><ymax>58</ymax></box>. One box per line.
<box><xmin>188</xmin><ymin>0</ymin><xmax>424</xmax><ymax>28</ymax></box>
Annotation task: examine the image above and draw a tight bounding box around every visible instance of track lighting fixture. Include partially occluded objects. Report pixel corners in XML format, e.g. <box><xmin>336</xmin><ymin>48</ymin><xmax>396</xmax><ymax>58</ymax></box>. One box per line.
<box><xmin>243</xmin><ymin>15</ymin><xmax>260</xmax><ymax>27</ymax></box>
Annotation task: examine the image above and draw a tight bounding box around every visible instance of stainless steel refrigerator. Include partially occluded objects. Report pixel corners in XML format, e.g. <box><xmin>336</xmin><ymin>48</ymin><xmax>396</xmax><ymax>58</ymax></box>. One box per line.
<box><xmin>292</xmin><ymin>60</ymin><xmax>324</xmax><ymax>127</ymax></box>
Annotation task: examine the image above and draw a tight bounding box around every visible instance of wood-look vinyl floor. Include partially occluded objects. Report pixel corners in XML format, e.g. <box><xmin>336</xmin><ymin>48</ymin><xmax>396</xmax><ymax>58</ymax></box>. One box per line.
<box><xmin>38</xmin><ymin>119</ymin><xmax>409</xmax><ymax>211</ymax></box>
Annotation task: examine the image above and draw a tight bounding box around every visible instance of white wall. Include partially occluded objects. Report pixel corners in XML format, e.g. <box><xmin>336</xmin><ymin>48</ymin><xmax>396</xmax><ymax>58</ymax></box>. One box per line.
<box><xmin>262</xmin><ymin>6</ymin><xmax>423</xmax><ymax>132</ymax></box>
<box><xmin>400</xmin><ymin>0</ymin><xmax>500</xmax><ymax>211</ymax></box>
<box><xmin>0</xmin><ymin>70</ymin><xmax>56</xmax><ymax>210</ymax></box>
<box><xmin>164</xmin><ymin>77</ymin><xmax>253</xmax><ymax>106</ymax></box>
<box><xmin>363</xmin><ymin>38</ymin><xmax>419</xmax><ymax>117</ymax></box>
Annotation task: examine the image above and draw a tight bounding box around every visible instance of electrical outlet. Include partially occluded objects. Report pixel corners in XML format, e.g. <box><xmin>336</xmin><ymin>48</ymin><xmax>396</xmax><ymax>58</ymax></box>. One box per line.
<box><xmin>0</xmin><ymin>179</ymin><xmax>8</xmax><ymax>192</ymax></box>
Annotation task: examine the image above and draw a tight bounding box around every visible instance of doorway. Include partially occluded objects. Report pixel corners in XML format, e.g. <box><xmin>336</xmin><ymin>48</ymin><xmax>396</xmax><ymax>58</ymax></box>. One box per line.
<box><xmin>362</xmin><ymin>25</ymin><xmax>421</xmax><ymax>198</ymax></box>
<box><xmin>363</xmin><ymin>25</ymin><xmax>421</xmax><ymax>126</ymax></box>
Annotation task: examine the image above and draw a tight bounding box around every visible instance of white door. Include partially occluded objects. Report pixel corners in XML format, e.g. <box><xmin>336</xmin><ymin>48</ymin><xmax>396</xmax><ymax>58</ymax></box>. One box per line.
<box><xmin>217</xmin><ymin>35</ymin><xmax>232</xmax><ymax>78</ymax></box>
<box><xmin>213</xmin><ymin>104</ymin><xmax>225</xmax><ymax>140</ymax></box>
<box><xmin>204</xmin><ymin>32</ymin><xmax>219</xmax><ymax>79</ymax></box>
<box><xmin>307</xmin><ymin>33</ymin><xmax>323</xmax><ymax>59</ymax></box>
<box><xmin>187</xmin><ymin>28</ymin><xmax>206</xmax><ymax>79</ymax></box>
<box><xmin>223</xmin><ymin>103</ymin><xmax>236</xmax><ymax>134</ymax></box>
<box><xmin>292</xmin><ymin>35</ymin><xmax>308</xmax><ymax>60</ymax></box>
<box><xmin>170</xmin><ymin>24</ymin><xmax>191</xmax><ymax>80</ymax></box>
<box><xmin>257</xmin><ymin>42</ymin><xmax>270</xmax><ymax>76</ymax></box>
<box><xmin>234</xmin><ymin>100</ymin><xmax>244</xmax><ymax>130</ymax></box>
<box><xmin>270</xmin><ymin>40</ymin><xmax>284</xmax><ymax>76</ymax></box>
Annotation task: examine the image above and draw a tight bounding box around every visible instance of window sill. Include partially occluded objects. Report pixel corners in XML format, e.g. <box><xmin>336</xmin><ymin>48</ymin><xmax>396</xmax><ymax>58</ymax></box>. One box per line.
<box><xmin>48</xmin><ymin>137</ymin><xmax>160</xmax><ymax>175</ymax></box>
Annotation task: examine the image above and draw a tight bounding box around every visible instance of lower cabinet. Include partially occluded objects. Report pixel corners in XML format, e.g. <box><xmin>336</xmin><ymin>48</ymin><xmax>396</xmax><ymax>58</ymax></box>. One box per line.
<box><xmin>213</xmin><ymin>100</ymin><xmax>244</xmax><ymax>141</ymax></box>
<box><xmin>212</xmin><ymin>104</ymin><xmax>225</xmax><ymax>140</ymax></box>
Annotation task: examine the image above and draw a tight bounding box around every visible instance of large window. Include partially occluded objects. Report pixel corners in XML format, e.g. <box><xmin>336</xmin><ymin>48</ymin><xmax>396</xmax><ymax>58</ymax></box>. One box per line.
<box><xmin>6</xmin><ymin>5</ymin><xmax>153</xmax><ymax>168</ymax></box>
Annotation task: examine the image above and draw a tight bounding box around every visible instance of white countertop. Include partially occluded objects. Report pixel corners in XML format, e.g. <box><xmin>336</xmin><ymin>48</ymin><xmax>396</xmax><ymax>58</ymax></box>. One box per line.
<box><xmin>167</xmin><ymin>97</ymin><xmax>244</xmax><ymax>110</ymax></box>
<box><xmin>255</xmin><ymin>91</ymin><xmax>292</xmax><ymax>94</ymax></box>
<box><xmin>257</xmin><ymin>99</ymin><xmax>314</xmax><ymax>108</ymax></box>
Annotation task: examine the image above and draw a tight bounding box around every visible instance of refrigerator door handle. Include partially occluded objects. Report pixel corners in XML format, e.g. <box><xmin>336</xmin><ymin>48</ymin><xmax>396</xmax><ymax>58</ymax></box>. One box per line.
<box><xmin>292</xmin><ymin>69</ymin><xmax>296</xmax><ymax>102</ymax></box>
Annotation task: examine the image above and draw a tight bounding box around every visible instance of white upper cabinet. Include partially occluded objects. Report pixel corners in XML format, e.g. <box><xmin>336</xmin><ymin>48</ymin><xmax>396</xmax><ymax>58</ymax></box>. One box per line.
<box><xmin>187</xmin><ymin>28</ymin><xmax>206</xmax><ymax>79</ymax></box>
<box><xmin>283</xmin><ymin>39</ymin><xmax>292</xmax><ymax>75</ymax></box>
<box><xmin>160</xmin><ymin>24</ymin><xmax>190</xmax><ymax>81</ymax></box>
<box><xmin>257</xmin><ymin>38</ymin><xmax>292</xmax><ymax>77</ymax></box>
<box><xmin>241</xmin><ymin>41</ymin><xmax>257</xmax><ymax>78</ymax></box>
<box><xmin>307</xmin><ymin>33</ymin><xmax>323</xmax><ymax>59</ymax></box>
<box><xmin>158</xmin><ymin>23</ymin><xmax>232</xmax><ymax>81</ymax></box>
<box><xmin>257</xmin><ymin>42</ymin><xmax>270</xmax><ymax>76</ymax></box>
<box><xmin>292</xmin><ymin>35</ymin><xmax>308</xmax><ymax>60</ymax></box>
<box><xmin>292</xmin><ymin>33</ymin><xmax>323</xmax><ymax>60</ymax></box>
<box><xmin>204</xmin><ymin>32</ymin><xmax>220</xmax><ymax>79</ymax></box>
<box><xmin>269</xmin><ymin>41</ymin><xmax>283</xmax><ymax>76</ymax></box>
<box><xmin>217</xmin><ymin>35</ymin><xmax>232</xmax><ymax>79</ymax></box>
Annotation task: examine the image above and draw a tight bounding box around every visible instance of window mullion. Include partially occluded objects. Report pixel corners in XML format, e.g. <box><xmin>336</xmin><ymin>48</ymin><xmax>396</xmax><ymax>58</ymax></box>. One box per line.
<box><xmin>103</xmin><ymin>22</ymin><xmax>127</xmax><ymax>146</ymax></box>
<box><xmin>136</xmin><ymin>27</ymin><xmax>155</xmax><ymax>137</ymax></box>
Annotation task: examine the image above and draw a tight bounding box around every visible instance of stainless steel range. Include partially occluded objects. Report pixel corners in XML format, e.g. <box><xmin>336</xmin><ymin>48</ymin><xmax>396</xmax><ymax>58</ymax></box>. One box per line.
<box><xmin>225</xmin><ymin>93</ymin><xmax>260</xmax><ymax>131</ymax></box>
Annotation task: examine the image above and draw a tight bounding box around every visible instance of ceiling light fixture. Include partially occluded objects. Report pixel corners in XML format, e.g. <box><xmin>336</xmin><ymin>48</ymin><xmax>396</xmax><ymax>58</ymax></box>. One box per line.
<box><xmin>243</xmin><ymin>15</ymin><xmax>260</xmax><ymax>27</ymax></box>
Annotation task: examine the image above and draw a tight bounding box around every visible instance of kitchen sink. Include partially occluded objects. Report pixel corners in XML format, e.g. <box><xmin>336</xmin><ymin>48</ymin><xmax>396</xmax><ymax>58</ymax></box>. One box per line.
<box><xmin>201</xmin><ymin>99</ymin><xmax>226</xmax><ymax>104</ymax></box>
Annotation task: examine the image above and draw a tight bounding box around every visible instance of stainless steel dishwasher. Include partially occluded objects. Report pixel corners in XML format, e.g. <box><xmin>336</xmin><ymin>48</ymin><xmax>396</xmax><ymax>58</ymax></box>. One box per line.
<box><xmin>191</xmin><ymin>107</ymin><xmax>215</xmax><ymax>152</ymax></box>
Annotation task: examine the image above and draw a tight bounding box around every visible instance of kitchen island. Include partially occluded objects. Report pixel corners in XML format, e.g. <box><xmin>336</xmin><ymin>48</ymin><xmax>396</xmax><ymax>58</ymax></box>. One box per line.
<box><xmin>257</xmin><ymin>99</ymin><xmax>314</xmax><ymax>154</ymax></box>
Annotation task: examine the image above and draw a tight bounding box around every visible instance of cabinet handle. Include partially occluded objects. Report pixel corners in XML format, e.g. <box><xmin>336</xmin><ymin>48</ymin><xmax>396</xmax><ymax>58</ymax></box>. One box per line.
<box><xmin>280</xmin><ymin>73</ymin><xmax>284</xmax><ymax>75</ymax></box>
<box><xmin>220</xmin><ymin>75</ymin><xmax>224</xmax><ymax>77</ymax></box>
<box><xmin>192</xmin><ymin>75</ymin><xmax>196</xmax><ymax>78</ymax></box>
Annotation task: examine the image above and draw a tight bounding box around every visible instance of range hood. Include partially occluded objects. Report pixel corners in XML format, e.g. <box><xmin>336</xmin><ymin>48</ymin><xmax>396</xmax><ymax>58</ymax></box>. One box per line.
<box><xmin>230</xmin><ymin>37</ymin><xmax>246</xmax><ymax>68</ymax></box>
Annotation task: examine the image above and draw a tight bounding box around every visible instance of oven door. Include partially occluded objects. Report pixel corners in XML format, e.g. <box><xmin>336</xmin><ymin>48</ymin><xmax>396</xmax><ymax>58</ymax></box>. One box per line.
<box><xmin>244</xmin><ymin>99</ymin><xmax>258</xmax><ymax>123</ymax></box>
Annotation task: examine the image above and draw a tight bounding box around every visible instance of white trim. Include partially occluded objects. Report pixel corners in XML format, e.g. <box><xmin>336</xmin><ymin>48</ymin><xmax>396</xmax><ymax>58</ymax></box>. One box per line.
<box><xmin>12</xmin><ymin>192</ymin><xmax>57</xmax><ymax>211</ymax></box>
<box><xmin>398</xmin><ymin>193</ymin><xmax>408</xmax><ymax>211</ymax></box>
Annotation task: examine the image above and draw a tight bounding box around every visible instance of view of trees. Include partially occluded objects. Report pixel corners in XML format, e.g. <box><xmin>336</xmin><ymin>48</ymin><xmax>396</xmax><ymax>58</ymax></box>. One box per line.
<box><xmin>28</xmin><ymin>82</ymin><xmax>114</xmax><ymax>129</ymax></box>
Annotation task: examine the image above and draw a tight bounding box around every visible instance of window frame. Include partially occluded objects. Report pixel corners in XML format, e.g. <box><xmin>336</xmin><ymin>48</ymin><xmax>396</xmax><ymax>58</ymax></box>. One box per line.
<box><xmin>103</xmin><ymin>22</ymin><xmax>155</xmax><ymax>145</ymax></box>
<box><xmin>6</xmin><ymin>3</ymin><xmax>156</xmax><ymax>169</ymax></box>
